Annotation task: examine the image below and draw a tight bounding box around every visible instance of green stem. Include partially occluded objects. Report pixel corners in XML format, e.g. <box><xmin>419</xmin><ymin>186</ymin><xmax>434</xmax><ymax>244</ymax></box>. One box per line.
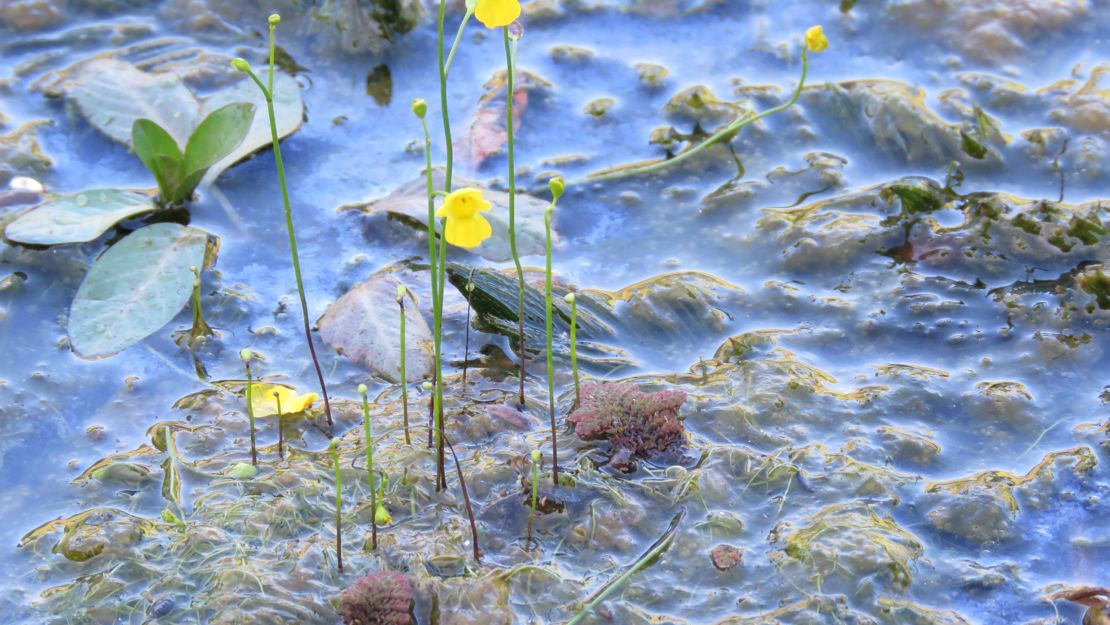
<box><xmin>530</xmin><ymin>452</ymin><xmax>540</xmax><ymax>515</ymax></box>
<box><xmin>273</xmin><ymin>390</ymin><xmax>283</xmax><ymax>459</ymax></box>
<box><xmin>504</xmin><ymin>26</ymin><xmax>527</xmax><ymax>406</ymax></box>
<box><xmin>435</xmin><ymin>219</ymin><xmax>448</xmax><ymax>491</ymax></box>
<box><xmin>330</xmin><ymin>438</ymin><xmax>343</xmax><ymax>571</ymax></box>
<box><xmin>360</xmin><ymin>387</ymin><xmax>378</xmax><ymax>551</ymax></box>
<box><xmin>398</xmin><ymin>298</ymin><xmax>410</xmax><ymax>445</ymax></box>
<box><xmin>444</xmin><ymin>10</ymin><xmax>473</xmax><ymax>77</ymax></box>
<box><xmin>244</xmin><ymin>361</ymin><xmax>257</xmax><ymax>465</ymax></box>
<box><xmin>568</xmin><ymin>296</ymin><xmax>580</xmax><ymax>406</ymax></box>
<box><xmin>433</xmin><ymin>0</ymin><xmax>452</xmax><ymax>492</ymax></box>
<box><xmin>243</xmin><ymin>23</ymin><xmax>335</xmax><ymax>431</ymax></box>
<box><xmin>543</xmin><ymin>207</ymin><xmax>559</xmax><ymax>484</ymax></box>
<box><xmin>587</xmin><ymin>48</ymin><xmax>810</xmax><ymax>183</ymax></box>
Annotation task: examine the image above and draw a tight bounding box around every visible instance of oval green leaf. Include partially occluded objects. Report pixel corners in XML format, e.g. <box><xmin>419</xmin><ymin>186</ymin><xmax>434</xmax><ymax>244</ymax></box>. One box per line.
<box><xmin>69</xmin><ymin>223</ymin><xmax>212</xmax><ymax>358</ymax></box>
<box><xmin>4</xmin><ymin>190</ymin><xmax>155</xmax><ymax>245</ymax></box>
<box><xmin>183</xmin><ymin>102</ymin><xmax>256</xmax><ymax>178</ymax></box>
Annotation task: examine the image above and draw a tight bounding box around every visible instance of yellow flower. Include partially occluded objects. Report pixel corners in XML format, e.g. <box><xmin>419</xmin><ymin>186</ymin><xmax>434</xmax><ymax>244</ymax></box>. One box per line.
<box><xmin>436</xmin><ymin>188</ymin><xmax>493</xmax><ymax>249</ymax></box>
<box><xmin>805</xmin><ymin>25</ymin><xmax>828</xmax><ymax>52</ymax></box>
<box><xmin>475</xmin><ymin>0</ymin><xmax>520</xmax><ymax>29</ymax></box>
<box><xmin>250</xmin><ymin>383</ymin><xmax>318</xmax><ymax>417</ymax></box>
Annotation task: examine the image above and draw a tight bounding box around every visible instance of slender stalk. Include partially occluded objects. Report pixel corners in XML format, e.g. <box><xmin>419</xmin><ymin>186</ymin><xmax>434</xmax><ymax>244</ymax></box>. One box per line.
<box><xmin>396</xmin><ymin>287</ymin><xmax>411</xmax><ymax>445</ymax></box>
<box><xmin>530</xmin><ymin>449</ymin><xmax>541</xmax><ymax>515</ymax></box>
<box><xmin>504</xmin><ymin>26</ymin><xmax>527</xmax><ymax>406</ymax></box>
<box><xmin>462</xmin><ymin>278</ymin><xmax>475</xmax><ymax>386</ymax></box>
<box><xmin>565</xmin><ymin>293</ymin><xmax>580</xmax><ymax>406</ymax></box>
<box><xmin>435</xmin><ymin>221</ymin><xmax>448</xmax><ymax>491</ymax></box>
<box><xmin>433</xmin><ymin>0</ymin><xmax>453</xmax><ymax>491</ymax></box>
<box><xmin>330</xmin><ymin>437</ymin><xmax>343</xmax><ymax>572</ymax></box>
<box><xmin>543</xmin><ymin>204</ymin><xmax>559</xmax><ymax>483</ymax></box>
<box><xmin>586</xmin><ymin>49</ymin><xmax>811</xmax><ymax>183</ymax></box>
<box><xmin>359</xmin><ymin>384</ymin><xmax>378</xmax><ymax>551</ymax></box>
<box><xmin>443</xmin><ymin>10</ymin><xmax>473</xmax><ymax>76</ymax></box>
<box><xmin>233</xmin><ymin>17</ymin><xmax>334</xmax><ymax>430</ymax></box>
<box><xmin>273</xmin><ymin>390</ymin><xmax>283</xmax><ymax>459</ymax></box>
<box><xmin>241</xmin><ymin>350</ymin><xmax>257</xmax><ymax>466</ymax></box>
<box><xmin>443</xmin><ymin>432</ymin><xmax>480</xmax><ymax>562</ymax></box>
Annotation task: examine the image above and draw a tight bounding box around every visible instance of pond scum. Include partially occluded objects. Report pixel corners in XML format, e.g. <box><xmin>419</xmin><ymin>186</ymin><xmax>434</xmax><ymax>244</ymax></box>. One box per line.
<box><xmin>3</xmin><ymin>1</ymin><xmax>1110</xmax><ymax>624</ymax></box>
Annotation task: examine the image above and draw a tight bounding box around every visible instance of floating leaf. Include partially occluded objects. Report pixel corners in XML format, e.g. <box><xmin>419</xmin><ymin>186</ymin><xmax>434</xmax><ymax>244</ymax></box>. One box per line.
<box><xmin>344</xmin><ymin>169</ymin><xmax>552</xmax><ymax>262</ymax></box>
<box><xmin>69</xmin><ymin>223</ymin><xmax>213</xmax><ymax>358</ymax></box>
<box><xmin>318</xmin><ymin>272</ymin><xmax>434</xmax><ymax>383</ymax></box>
<box><xmin>4</xmin><ymin>190</ymin><xmax>154</xmax><ymax>245</ymax></box>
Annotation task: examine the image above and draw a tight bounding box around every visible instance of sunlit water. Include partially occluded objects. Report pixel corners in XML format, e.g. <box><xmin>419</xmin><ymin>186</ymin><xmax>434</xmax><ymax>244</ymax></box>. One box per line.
<box><xmin>1</xmin><ymin>1</ymin><xmax>1109</xmax><ymax>623</ymax></box>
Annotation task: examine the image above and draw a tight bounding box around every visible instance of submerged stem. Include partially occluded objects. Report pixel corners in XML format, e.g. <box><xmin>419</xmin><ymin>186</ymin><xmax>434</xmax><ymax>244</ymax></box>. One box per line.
<box><xmin>359</xmin><ymin>385</ymin><xmax>377</xmax><ymax>550</ymax></box>
<box><xmin>243</xmin><ymin>359</ymin><xmax>257</xmax><ymax>466</ymax></box>
<box><xmin>444</xmin><ymin>432</ymin><xmax>480</xmax><ymax>562</ymax></box>
<box><xmin>398</xmin><ymin>296</ymin><xmax>410</xmax><ymax>445</ymax></box>
<box><xmin>330</xmin><ymin>437</ymin><xmax>343</xmax><ymax>571</ymax></box>
<box><xmin>273</xmin><ymin>390</ymin><xmax>283</xmax><ymax>459</ymax></box>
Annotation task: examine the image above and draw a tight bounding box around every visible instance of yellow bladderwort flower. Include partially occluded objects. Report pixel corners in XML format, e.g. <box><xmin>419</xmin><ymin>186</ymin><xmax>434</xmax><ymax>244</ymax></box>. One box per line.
<box><xmin>805</xmin><ymin>25</ymin><xmax>828</xmax><ymax>52</ymax></box>
<box><xmin>475</xmin><ymin>0</ymin><xmax>521</xmax><ymax>29</ymax></box>
<box><xmin>249</xmin><ymin>383</ymin><xmax>318</xmax><ymax>417</ymax></box>
<box><xmin>436</xmin><ymin>188</ymin><xmax>493</xmax><ymax>249</ymax></box>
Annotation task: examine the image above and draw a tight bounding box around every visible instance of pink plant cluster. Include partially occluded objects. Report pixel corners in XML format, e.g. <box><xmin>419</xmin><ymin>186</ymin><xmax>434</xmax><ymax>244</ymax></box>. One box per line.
<box><xmin>338</xmin><ymin>571</ymin><xmax>413</xmax><ymax>625</ymax></box>
<box><xmin>567</xmin><ymin>382</ymin><xmax>687</xmax><ymax>471</ymax></box>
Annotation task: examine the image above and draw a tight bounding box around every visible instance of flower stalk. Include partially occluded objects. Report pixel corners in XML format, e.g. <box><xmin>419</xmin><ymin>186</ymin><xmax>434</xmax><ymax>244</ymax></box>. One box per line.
<box><xmin>543</xmin><ymin>177</ymin><xmax>563</xmax><ymax>483</ymax></box>
<box><xmin>564</xmin><ymin>293</ymin><xmax>581</xmax><ymax>406</ymax></box>
<box><xmin>331</xmin><ymin>437</ymin><xmax>343</xmax><ymax>572</ymax></box>
<box><xmin>359</xmin><ymin>384</ymin><xmax>378</xmax><ymax>551</ymax></box>
<box><xmin>231</xmin><ymin>15</ymin><xmax>334</xmax><ymax>431</ymax></box>
<box><xmin>396</xmin><ymin>285</ymin><xmax>411</xmax><ymax>445</ymax></box>
<box><xmin>241</xmin><ymin>349</ymin><xmax>257</xmax><ymax>465</ymax></box>
<box><xmin>504</xmin><ymin>25</ymin><xmax>527</xmax><ymax>406</ymax></box>
<box><xmin>273</xmin><ymin>389</ymin><xmax>284</xmax><ymax>459</ymax></box>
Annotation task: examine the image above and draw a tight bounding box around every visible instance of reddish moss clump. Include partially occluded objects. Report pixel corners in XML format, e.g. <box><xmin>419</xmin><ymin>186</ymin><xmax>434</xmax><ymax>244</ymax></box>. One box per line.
<box><xmin>567</xmin><ymin>382</ymin><xmax>687</xmax><ymax>471</ymax></box>
<box><xmin>338</xmin><ymin>571</ymin><xmax>413</xmax><ymax>625</ymax></box>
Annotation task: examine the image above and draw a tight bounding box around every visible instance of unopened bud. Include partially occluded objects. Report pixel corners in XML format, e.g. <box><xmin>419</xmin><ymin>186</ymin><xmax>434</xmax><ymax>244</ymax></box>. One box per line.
<box><xmin>268</xmin><ymin>13</ymin><xmax>281</xmax><ymax>26</ymax></box>
<box><xmin>357</xmin><ymin>383</ymin><xmax>368</xmax><ymax>395</ymax></box>
<box><xmin>411</xmin><ymin>98</ymin><xmax>427</xmax><ymax>119</ymax></box>
<box><xmin>564</xmin><ymin>292</ymin><xmax>576</xmax><ymax>304</ymax></box>
<box><xmin>239</xmin><ymin>348</ymin><xmax>252</xmax><ymax>362</ymax></box>
<box><xmin>230</xmin><ymin>58</ymin><xmax>251</xmax><ymax>73</ymax></box>
<box><xmin>549</xmin><ymin>176</ymin><xmax>565</xmax><ymax>200</ymax></box>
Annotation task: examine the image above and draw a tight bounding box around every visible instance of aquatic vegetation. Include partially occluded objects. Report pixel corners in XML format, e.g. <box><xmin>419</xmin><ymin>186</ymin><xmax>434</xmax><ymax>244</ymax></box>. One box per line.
<box><xmin>185</xmin><ymin>265</ymin><xmax>214</xmax><ymax>345</ymax></box>
<box><xmin>567</xmin><ymin>382</ymin><xmax>687</xmax><ymax>472</ymax></box>
<box><xmin>543</xmin><ymin>177</ymin><xmax>564</xmax><ymax>482</ymax></box>
<box><xmin>502</xmin><ymin>21</ymin><xmax>528</xmax><ymax>406</ymax></box>
<box><xmin>241</xmin><ymin>348</ymin><xmax>258</xmax><ymax>466</ymax></box>
<box><xmin>131</xmin><ymin>102</ymin><xmax>254</xmax><ymax>207</ymax></box>
<box><xmin>564</xmin><ymin>292</ymin><xmax>581</xmax><ymax>405</ymax></box>
<box><xmin>358</xmin><ymin>383</ymin><xmax>378</xmax><ymax>551</ymax></box>
<box><xmin>529</xmin><ymin>449</ymin><xmax>541</xmax><ymax>518</ymax></box>
<box><xmin>338</xmin><ymin>571</ymin><xmax>413</xmax><ymax>625</ymax></box>
<box><xmin>437</xmin><ymin>188</ymin><xmax>494</xmax><ymax>248</ymax></box>
<box><xmin>395</xmin><ymin>285</ymin><xmax>411</xmax><ymax>444</ymax></box>
<box><xmin>232</xmin><ymin>14</ymin><xmax>335</xmax><ymax>430</ymax></box>
<box><xmin>331</xmin><ymin>436</ymin><xmax>344</xmax><ymax>572</ymax></box>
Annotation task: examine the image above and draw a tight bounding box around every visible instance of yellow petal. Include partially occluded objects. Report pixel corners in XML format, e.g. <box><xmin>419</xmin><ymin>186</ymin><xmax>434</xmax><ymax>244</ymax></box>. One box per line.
<box><xmin>805</xmin><ymin>25</ymin><xmax>828</xmax><ymax>52</ymax></box>
<box><xmin>474</xmin><ymin>0</ymin><xmax>520</xmax><ymax>29</ymax></box>
<box><xmin>249</xmin><ymin>383</ymin><xmax>318</xmax><ymax>417</ymax></box>
<box><xmin>444</xmin><ymin>214</ymin><xmax>493</xmax><ymax>249</ymax></box>
<box><xmin>437</xmin><ymin>188</ymin><xmax>490</xmax><ymax>220</ymax></box>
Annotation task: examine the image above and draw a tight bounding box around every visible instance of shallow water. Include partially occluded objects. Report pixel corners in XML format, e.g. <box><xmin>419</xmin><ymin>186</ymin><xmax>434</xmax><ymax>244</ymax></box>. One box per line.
<box><xmin>1</xmin><ymin>1</ymin><xmax>1109</xmax><ymax>623</ymax></box>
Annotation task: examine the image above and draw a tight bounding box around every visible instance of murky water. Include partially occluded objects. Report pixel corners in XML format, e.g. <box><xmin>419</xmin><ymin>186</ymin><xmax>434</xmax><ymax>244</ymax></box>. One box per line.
<box><xmin>1</xmin><ymin>1</ymin><xmax>1109</xmax><ymax>623</ymax></box>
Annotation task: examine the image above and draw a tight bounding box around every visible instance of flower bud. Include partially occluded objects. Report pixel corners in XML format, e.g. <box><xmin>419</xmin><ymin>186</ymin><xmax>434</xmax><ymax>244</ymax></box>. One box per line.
<box><xmin>531</xmin><ymin>449</ymin><xmax>541</xmax><ymax>462</ymax></box>
<box><xmin>228</xmin><ymin>462</ymin><xmax>258</xmax><ymax>479</ymax></box>
<box><xmin>357</xmin><ymin>383</ymin><xmax>368</xmax><ymax>395</ymax></box>
<box><xmin>230</xmin><ymin>58</ymin><xmax>251</xmax><ymax>73</ymax></box>
<box><xmin>239</xmin><ymin>348</ymin><xmax>252</xmax><ymax>362</ymax></box>
<box><xmin>563</xmin><ymin>292</ymin><xmax>576</xmax><ymax>304</ymax></box>
<box><xmin>549</xmin><ymin>176</ymin><xmax>565</xmax><ymax>200</ymax></box>
<box><xmin>268</xmin><ymin>13</ymin><xmax>281</xmax><ymax>26</ymax></box>
<box><xmin>411</xmin><ymin>98</ymin><xmax>427</xmax><ymax>119</ymax></box>
<box><xmin>330</xmin><ymin>437</ymin><xmax>340</xmax><ymax>450</ymax></box>
<box><xmin>395</xmin><ymin>284</ymin><xmax>407</xmax><ymax>302</ymax></box>
<box><xmin>804</xmin><ymin>25</ymin><xmax>828</xmax><ymax>52</ymax></box>
<box><xmin>375</xmin><ymin>503</ymin><xmax>393</xmax><ymax>525</ymax></box>
<box><xmin>422</xmin><ymin>381</ymin><xmax>433</xmax><ymax>391</ymax></box>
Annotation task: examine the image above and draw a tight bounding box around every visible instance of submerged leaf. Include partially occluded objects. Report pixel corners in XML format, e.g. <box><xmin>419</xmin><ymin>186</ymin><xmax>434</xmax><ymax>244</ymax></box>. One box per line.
<box><xmin>4</xmin><ymin>189</ymin><xmax>154</xmax><ymax>245</ymax></box>
<box><xmin>69</xmin><ymin>223</ymin><xmax>213</xmax><ymax>358</ymax></box>
<box><xmin>318</xmin><ymin>272</ymin><xmax>434</xmax><ymax>383</ymax></box>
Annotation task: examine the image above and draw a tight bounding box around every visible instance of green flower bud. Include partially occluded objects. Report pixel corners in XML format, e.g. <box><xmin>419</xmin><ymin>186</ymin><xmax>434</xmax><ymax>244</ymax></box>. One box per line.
<box><xmin>268</xmin><ymin>13</ymin><xmax>281</xmax><ymax>26</ymax></box>
<box><xmin>411</xmin><ymin>98</ymin><xmax>427</xmax><ymax>119</ymax></box>
<box><xmin>564</xmin><ymin>292</ymin><xmax>576</xmax><ymax>304</ymax></box>
<box><xmin>228</xmin><ymin>462</ymin><xmax>258</xmax><ymax>480</ymax></box>
<box><xmin>395</xmin><ymin>284</ymin><xmax>407</xmax><ymax>301</ymax></box>
<box><xmin>374</xmin><ymin>503</ymin><xmax>393</xmax><ymax>525</ymax></box>
<box><xmin>422</xmin><ymin>381</ymin><xmax>433</xmax><ymax>391</ymax></box>
<box><xmin>357</xmin><ymin>383</ymin><xmax>368</xmax><ymax>395</ymax></box>
<box><xmin>549</xmin><ymin>176</ymin><xmax>565</xmax><ymax>200</ymax></box>
<box><xmin>531</xmin><ymin>449</ymin><xmax>542</xmax><ymax>462</ymax></box>
<box><xmin>239</xmin><ymin>348</ymin><xmax>252</xmax><ymax>362</ymax></box>
<box><xmin>230</xmin><ymin>58</ymin><xmax>251</xmax><ymax>73</ymax></box>
<box><xmin>330</xmin><ymin>437</ymin><xmax>340</xmax><ymax>450</ymax></box>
